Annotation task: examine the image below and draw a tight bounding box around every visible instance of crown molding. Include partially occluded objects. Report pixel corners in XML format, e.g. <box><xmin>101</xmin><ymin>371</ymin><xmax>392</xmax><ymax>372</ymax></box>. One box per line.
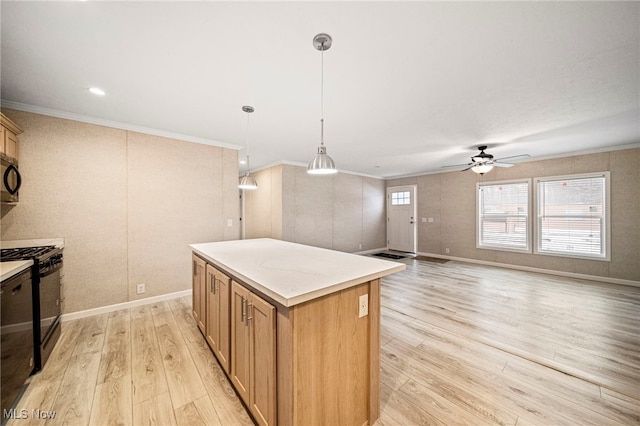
<box><xmin>0</xmin><ymin>100</ymin><xmax>243</xmax><ymax>150</ymax></box>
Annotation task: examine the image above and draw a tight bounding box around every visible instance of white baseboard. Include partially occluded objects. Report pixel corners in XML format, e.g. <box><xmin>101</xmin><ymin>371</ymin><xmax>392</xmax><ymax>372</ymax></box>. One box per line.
<box><xmin>61</xmin><ymin>289</ymin><xmax>193</xmax><ymax>322</ymax></box>
<box><xmin>417</xmin><ymin>252</ymin><xmax>640</xmax><ymax>288</ymax></box>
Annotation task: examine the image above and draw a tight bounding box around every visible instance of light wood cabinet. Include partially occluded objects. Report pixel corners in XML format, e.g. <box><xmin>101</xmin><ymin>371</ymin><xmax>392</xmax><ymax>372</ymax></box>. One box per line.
<box><xmin>276</xmin><ymin>280</ymin><xmax>380</xmax><ymax>426</ymax></box>
<box><xmin>0</xmin><ymin>125</ymin><xmax>5</xmax><ymax>156</ymax></box>
<box><xmin>205</xmin><ymin>264</ymin><xmax>230</xmax><ymax>374</ymax></box>
<box><xmin>1</xmin><ymin>113</ymin><xmax>22</xmax><ymax>161</ymax></box>
<box><xmin>231</xmin><ymin>281</ymin><xmax>276</xmax><ymax>426</ymax></box>
<box><xmin>190</xmin><ymin>240</ymin><xmax>395</xmax><ymax>426</ymax></box>
<box><xmin>191</xmin><ymin>254</ymin><xmax>206</xmax><ymax>333</ymax></box>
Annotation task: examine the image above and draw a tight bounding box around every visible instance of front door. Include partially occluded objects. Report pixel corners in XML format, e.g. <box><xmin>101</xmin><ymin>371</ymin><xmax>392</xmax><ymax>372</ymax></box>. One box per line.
<box><xmin>386</xmin><ymin>185</ymin><xmax>417</xmax><ymax>253</ymax></box>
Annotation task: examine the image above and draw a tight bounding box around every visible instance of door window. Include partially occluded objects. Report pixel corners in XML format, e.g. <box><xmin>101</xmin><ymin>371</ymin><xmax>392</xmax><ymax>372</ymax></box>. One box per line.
<box><xmin>391</xmin><ymin>191</ymin><xmax>411</xmax><ymax>205</ymax></box>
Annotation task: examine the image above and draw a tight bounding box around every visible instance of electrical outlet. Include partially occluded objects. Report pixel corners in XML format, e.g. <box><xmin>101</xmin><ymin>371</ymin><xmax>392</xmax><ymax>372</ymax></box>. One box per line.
<box><xmin>358</xmin><ymin>294</ymin><xmax>368</xmax><ymax>318</ymax></box>
<box><xmin>136</xmin><ymin>283</ymin><xmax>145</xmax><ymax>294</ymax></box>
<box><xmin>445</xmin><ymin>248</ymin><xmax>450</xmax><ymax>254</ymax></box>
<box><xmin>227</xmin><ymin>219</ymin><xmax>233</xmax><ymax>227</ymax></box>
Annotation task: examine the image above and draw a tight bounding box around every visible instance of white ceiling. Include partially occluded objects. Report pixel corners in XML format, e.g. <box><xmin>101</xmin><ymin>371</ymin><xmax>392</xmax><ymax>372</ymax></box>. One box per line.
<box><xmin>1</xmin><ymin>1</ymin><xmax>638</xmax><ymax>178</ymax></box>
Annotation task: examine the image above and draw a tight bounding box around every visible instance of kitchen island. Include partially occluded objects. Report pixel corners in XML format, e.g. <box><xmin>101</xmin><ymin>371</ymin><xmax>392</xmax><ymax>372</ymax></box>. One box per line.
<box><xmin>190</xmin><ymin>238</ymin><xmax>405</xmax><ymax>426</ymax></box>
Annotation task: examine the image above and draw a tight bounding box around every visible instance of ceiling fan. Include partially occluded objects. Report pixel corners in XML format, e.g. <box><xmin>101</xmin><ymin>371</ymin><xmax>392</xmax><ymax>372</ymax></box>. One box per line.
<box><xmin>442</xmin><ymin>145</ymin><xmax>531</xmax><ymax>175</ymax></box>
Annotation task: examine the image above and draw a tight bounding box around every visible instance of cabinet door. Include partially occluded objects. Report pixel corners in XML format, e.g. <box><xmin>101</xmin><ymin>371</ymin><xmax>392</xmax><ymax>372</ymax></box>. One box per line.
<box><xmin>191</xmin><ymin>254</ymin><xmax>206</xmax><ymax>333</ymax></box>
<box><xmin>0</xmin><ymin>126</ymin><xmax>5</xmax><ymax>155</ymax></box>
<box><xmin>231</xmin><ymin>281</ymin><xmax>251</xmax><ymax>404</ymax></box>
<box><xmin>205</xmin><ymin>264</ymin><xmax>219</xmax><ymax>353</ymax></box>
<box><xmin>4</xmin><ymin>130</ymin><xmax>18</xmax><ymax>160</ymax></box>
<box><xmin>249</xmin><ymin>292</ymin><xmax>276</xmax><ymax>426</ymax></box>
<box><xmin>216</xmin><ymin>270</ymin><xmax>231</xmax><ymax>375</ymax></box>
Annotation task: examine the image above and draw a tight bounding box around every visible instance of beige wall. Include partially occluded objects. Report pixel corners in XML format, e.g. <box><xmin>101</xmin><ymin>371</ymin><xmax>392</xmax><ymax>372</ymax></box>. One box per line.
<box><xmin>244</xmin><ymin>164</ymin><xmax>386</xmax><ymax>252</ymax></box>
<box><xmin>243</xmin><ymin>165</ymin><xmax>283</xmax><ymax>239</ymax></box>
<box><xmin>387</xmin><ymin>148</ymin><xmax>640</xmax><ymax>282</ymax></box>
<box><xmin>0</xmin><ymin>110</ymin><xmax>240</xmax><ymax>313</ymax></box>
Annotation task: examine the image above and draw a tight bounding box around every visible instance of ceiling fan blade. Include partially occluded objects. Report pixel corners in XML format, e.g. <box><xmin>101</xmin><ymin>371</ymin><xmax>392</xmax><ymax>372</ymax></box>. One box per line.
<box><xmin>460</xmin><ymin>165</ymin><xmax>475</xmax><ymax>171</ymax></box>
<box><xmin>441</xmin><ymin>163</ymin><xmax>472</xmax><ymax>169</ymax></box>
<box><xmin>494</xmin><ymin>154</ymin><xmax>531</xmax><ymax>162</ymax></box>
<box><xmin>492</xmin><ymin>162</ymin><xmax>514</xmax><ymax>168</ymax></box>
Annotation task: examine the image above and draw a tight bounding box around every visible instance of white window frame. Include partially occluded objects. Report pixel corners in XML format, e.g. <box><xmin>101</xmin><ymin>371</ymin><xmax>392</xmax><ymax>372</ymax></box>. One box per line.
<box><xmin>476</xmin><ymin>179</ymin><xmax>532</xmax><ymax>253</ymax></box>
<box><xmin>534</xmin><ymin>172</ymin><xmax>610</xmax><ymax>261</ymax></box>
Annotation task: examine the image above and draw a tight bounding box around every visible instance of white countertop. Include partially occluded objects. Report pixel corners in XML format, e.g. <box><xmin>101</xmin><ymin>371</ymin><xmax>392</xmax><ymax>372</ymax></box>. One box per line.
<box><xmin>0</xmin><ymin>260</ymin><xmax>33</xmax><ymax>282</ymax></box>
<box><xmin>190</xmin><ymin>238</ymin><xmax>406</xmax><ymax>307</ymax></box>
<box><xmin>0</xmin><ymin>238</ymin><xmax>65</xmax><ymax>250</ymax></box>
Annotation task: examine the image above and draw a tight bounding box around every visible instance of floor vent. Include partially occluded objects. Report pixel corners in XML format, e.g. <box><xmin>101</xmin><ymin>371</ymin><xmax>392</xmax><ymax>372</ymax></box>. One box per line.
<box><xmin>373</xmin><ymin>252</ymin><xmax>406</xmax><ymax>259</ymax></box>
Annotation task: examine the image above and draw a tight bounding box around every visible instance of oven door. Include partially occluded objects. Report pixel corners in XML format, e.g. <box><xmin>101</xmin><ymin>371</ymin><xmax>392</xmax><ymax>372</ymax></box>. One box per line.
<box><xmin>1</xmin><ymin>154</ymin><xmax>21</xmax><ymax>204</ymax></box>
<box><xmin>38</xmin><ymin>258</ymin><xmax>62</xmax><ymax>368</ymax></box>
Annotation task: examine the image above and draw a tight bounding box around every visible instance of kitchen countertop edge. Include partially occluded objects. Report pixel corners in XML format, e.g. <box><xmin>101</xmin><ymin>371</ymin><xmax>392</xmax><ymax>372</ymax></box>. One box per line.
<box><xmin>1</xmin><ymin>260</ymin><xmax>34</xmax><ymax>282</ymax></box>
<box><xmin>0</xmin><ymin>238</ymin><xmax>65</xmax><ymax>250</ymax></box>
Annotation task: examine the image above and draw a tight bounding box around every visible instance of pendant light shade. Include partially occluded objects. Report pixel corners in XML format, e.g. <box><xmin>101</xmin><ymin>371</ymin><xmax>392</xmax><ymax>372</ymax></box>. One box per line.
<box><xmin>308</xmin><ymin>33</ymin><xmax>337</xmax><ymax>175</ymax></box>
<box><xmin>308</xmin><ymin>146</ymin><xmax>337</xmax><ymax>175</ymax></box>
<box><xmin>239</xmin><ymin>173</ymin><xmax>258</xmax><ymax>189</ymax></box>
<box><xmin>239</xmin><ymin>105</ymin><xmax>258</xmax><ymax>190</ymax></box>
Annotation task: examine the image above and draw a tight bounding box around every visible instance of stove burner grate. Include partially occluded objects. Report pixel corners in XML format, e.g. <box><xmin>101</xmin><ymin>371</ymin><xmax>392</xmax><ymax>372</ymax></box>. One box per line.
<box><xmin>0</xmin><ymin>245</ymin><xmax>57</xmax><ymax>261</ymax></box>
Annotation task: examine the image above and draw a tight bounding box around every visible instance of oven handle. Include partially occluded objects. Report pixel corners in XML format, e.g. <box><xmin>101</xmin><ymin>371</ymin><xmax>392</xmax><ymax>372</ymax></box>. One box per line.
<box><xmin>40</xmin><ymin>261</ymin><xmax>63</xmax><ymax>278</ymax></box>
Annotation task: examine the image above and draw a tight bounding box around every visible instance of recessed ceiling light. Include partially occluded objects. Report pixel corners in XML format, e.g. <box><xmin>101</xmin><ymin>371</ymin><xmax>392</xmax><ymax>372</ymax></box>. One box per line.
<box><xmin>239</xmin><ymin>160</ymin><xmax>247</xmax><ymax>165</ymax></box>
<box><xmin>89</xmin><ymin>87</ymin><xmax>105</xmax><ymax>96</ymax></box>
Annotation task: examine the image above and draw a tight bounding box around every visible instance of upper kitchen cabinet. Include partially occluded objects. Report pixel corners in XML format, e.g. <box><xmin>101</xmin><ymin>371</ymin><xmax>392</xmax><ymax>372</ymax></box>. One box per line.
<box><xmin>1</xmin><ymin>113</ymin><xmax>22</xmax><ymax>161</ymax></box>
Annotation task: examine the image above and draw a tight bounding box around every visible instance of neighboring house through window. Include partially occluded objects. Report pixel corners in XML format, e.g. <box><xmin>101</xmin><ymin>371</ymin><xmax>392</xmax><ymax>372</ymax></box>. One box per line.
<box><xmin>535</xmin><ymin>172</ymin><xmax>610</xmax><ymax>260</ymax></box>
<box><xmin>477</xmin><ymin>179</ymin><xmax>531</xmax><ymax>252</ymax></box>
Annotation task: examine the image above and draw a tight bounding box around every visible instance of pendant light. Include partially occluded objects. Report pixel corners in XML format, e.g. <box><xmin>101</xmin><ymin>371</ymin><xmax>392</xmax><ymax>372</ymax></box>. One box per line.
<box><xmin>308</xmin><ymin>33</ymin><xmax>338</xmax><ymax>175</ymax></box>
<box><xmin>239</xmin><ymin>105</ymin><xmax>258</xmax><ymax>190</ymax></box>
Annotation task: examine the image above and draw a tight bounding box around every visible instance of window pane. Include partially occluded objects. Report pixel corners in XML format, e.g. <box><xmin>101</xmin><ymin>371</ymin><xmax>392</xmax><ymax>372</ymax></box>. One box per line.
<box><xmin>539</xmin><ymin>217</ymin><xmax>603</xmax><ymax>255</ymax></box>
<box><xmin>478</xmin><ymin>181</ymin><xmax>530</xmax><ymax>251</ymax></box>
<box><xmin>537</xmin><ymin>174</ymin><xmax>606</xmax><ymax>258</ymax></box>
<box><xmin>391</xmin><ymin>191</ymin><xmax>410</xmax><ymax>205</ymax></box>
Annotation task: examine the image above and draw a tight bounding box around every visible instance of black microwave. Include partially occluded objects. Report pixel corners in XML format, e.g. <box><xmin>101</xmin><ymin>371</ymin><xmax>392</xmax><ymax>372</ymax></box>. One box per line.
<box><xmin>1</xmin><ymin>153</ymin><xmax>21</xmax><ymax>204</ymax></box>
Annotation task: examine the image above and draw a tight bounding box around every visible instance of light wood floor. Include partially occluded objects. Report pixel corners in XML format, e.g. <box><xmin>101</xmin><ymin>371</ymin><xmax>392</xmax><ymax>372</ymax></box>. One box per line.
<box><xmin>8</xmin><ymin>259</ymin><xmax>640</xmax><ymax>425</ymax></box>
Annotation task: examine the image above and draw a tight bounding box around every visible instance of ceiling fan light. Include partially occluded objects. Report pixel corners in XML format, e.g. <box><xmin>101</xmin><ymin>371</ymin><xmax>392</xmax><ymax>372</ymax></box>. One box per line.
<box><xmin>308</xmin><ymin>146</ymin><xmax>337</xmax><ymax>174</ymax></box>
<box><xmin>239</xmin><ymin>173</ymin><xmax>258</xmax><ymax>190</ymax></box>
<box><xmin>471</xmin><ymin>164</ymin><xmax>494</xmax><ymax>175</ymax></box>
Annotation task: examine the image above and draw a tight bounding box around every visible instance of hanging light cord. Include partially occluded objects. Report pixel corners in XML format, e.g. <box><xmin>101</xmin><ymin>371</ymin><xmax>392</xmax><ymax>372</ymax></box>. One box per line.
<box><xmin>245</xmin><ymin>111</ymin><xmax>251</xmax><ymax>173</ymax></box>
<box><xmin>320</xmin><ymin>41</ymin><xmax>325</xmax><ymax>148</ymax></box>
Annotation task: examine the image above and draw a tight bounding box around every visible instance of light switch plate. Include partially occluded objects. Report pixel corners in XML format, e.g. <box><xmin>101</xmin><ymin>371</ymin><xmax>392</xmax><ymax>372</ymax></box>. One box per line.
<box><xmin>358</xmin><ymin>294</ymin><xmax>368</xmax><ymax>318</ymax></box>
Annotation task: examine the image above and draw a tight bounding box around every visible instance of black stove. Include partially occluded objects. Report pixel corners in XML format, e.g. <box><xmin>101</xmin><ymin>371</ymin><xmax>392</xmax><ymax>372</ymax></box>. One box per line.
<box><xmin>1</xmin><ymin>245</ymin><xmax>57</xmax><ymax>260</ymax></box>
<box><xmin>0</xmin><ymin>244</ymin><xmax>63</xmax><ymax>373</ymax></box>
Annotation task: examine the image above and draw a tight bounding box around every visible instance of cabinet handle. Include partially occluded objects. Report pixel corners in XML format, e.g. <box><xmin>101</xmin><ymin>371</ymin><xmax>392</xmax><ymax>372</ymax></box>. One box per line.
<box><xmin>246</xmin><ymin>302</ymin><xmax>253</xmax><ymax>324</ymax></box>
<box><xmin>241</xmin><ymin>296</ymin><xmax>246</xmax><ymax>321</ymax></box>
